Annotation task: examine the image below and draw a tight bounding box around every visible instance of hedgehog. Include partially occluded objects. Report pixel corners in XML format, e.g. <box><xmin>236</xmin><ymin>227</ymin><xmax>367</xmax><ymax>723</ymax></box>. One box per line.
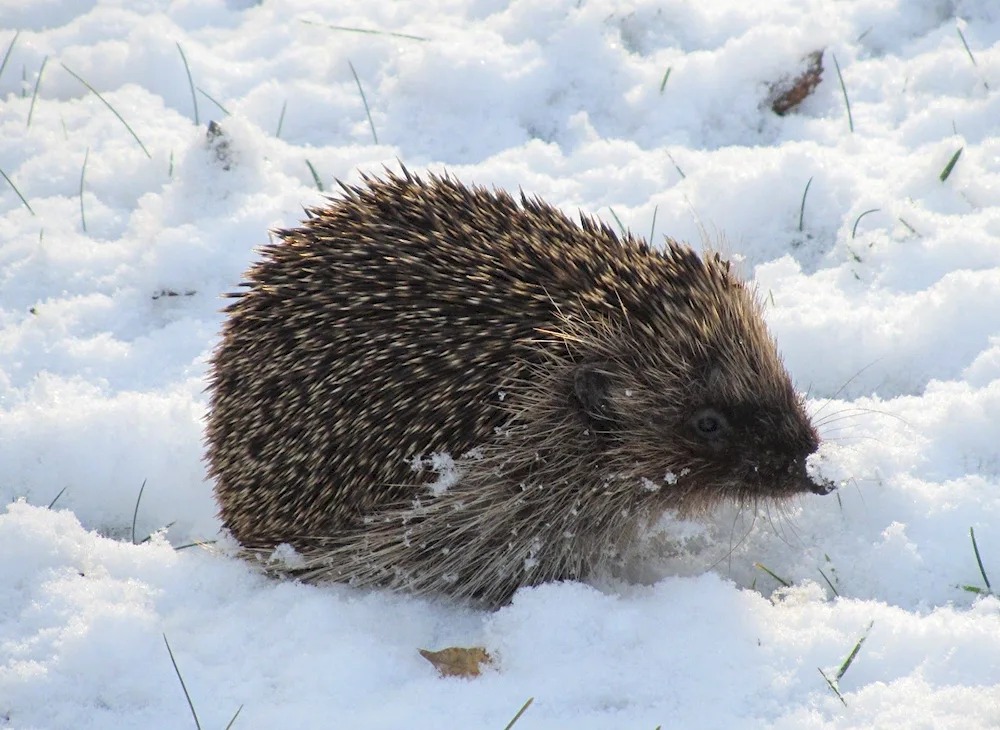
<box><xmin>205</xmin><ymin>168</ymin><xmax>832</xmax><ymax>608</ymax></box>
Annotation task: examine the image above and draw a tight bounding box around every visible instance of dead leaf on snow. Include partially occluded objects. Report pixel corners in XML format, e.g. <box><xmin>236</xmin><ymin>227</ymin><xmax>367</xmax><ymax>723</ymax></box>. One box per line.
<box><xmin>769</xmin><ymin>50</ymin><xmax>824</xmax><ymax>116</ymax></box>
<box><xmin>418</xmin><ymin>646</ymin><xmax>493</xmax><ymax>678</ymax></box>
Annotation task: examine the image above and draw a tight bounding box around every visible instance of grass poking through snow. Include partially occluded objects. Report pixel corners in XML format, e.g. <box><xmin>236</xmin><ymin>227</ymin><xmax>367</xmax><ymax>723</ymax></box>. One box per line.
<box><xmin>898</xmin><ymin>217</ymin><xmax>919</xmax><ymax>236</ymax></box>
<box><xmin>502</xmin><ymin>698</ymin><xmax>534</xmax><ymax>730</ymax></box>
<box><xmin>61</xmin><ymin>63</ymin><xmax>152</xmax><ymax>158</ymax></box>
<box><xmin>666</xmin><ymin>151</ymin><xmax>686</xmax><ymax>179</ymax></box>
<box><xmin>299</xmin><ymin>19</ymin><xmax>429</xmax><ymax>42</ymax></box>
<box><xmin>798</xmin><ymin>176</ymin><xmax>813</xmax><ymax>232</ymax></box>
<box><xmin>79</xmin><ymin>147</ymin><xmax>89</xmax><ymax>233</ymax></box>
<box><xmin>349</xmin><ymin>60</ymin><xmax>378</xmax><ymax>144</ymax></box>
<box><xmin>0</xmin><ymin>166</ymin><xmax>34</xmax><ymax>215</ymax></box>
<box><xmin>607</xmin><ymin>207</ymin><xmax>627</xmax><ymax>236</ymax></box>
<box><xmin>0</xmin><ymin>30</ymin><xmax>18</xmax><ymax>83</ymax></box>
<box><xmin>658</xmin><ymin>67</ymin><xmax>671</xmax><ymax>94</ymax></box>
<box><xmin>164</xmin><ymin>634</ymin><xmax>244</xmax><ymax>730</ymax></box>
<box><xmin>275</xmin><ymin>99</ymin><xmax>288</xmax><ymax>138</ymax></box>
<box><xmin>305</xmin><ymin>159</ymin><xmax>324</xmax><ymax>191</ymax></box>
<box><xmin>818</xmin><ymin>568</ymin><xmax>840</xmax><ymax>597</ymax></box>
<box><xmin>851</xmin><ymin>208</ymin><xmax>880</xmax><ymax>238</ymax></box>
<box><xmin>197</xmin><ymin>87</ymin><xmax>230</xmax><ymax>117</ymax></box>
<box><xmin>831</xmin><ymin>54</ymin><xmax>854</xmax><ymax>133</ymax></box>
<box><xmin>176</xmin><ymin>43</ymin><xmax>199</xmax><ymax>125</ymax></box>
<box><xmin>754</xmin><ymin>562</ymin><xmax>791</xmax><ymax>588</ymax></box>
<box><xmin>962</xmin><ymin>526</ymin><xmax>993</xmax><ymax>596</ymax></box>
<box><xmin>26</xmin><ymin>56</ymin><xmax>47</xmax><ymax>128</ymax></box>
<box><xmin>956</xmin><ymin>26</ymin><xmax>989</xmax><ymax>90</ymax></box>
<box><xmin>47</xmin><ymin>487</ymin><xmax>68</xmax><ymax>509</ymax></box>
<box><xmin>939</xmin><ymin>147</ymin><xmax>963</xmax><ymax>182</ymax></box>
<box><xmin>163</xmin><ymin>634</ymin><xmax>203</xmax><ymax>730</ymax></box>
<box><xmin>131</xmin><ymin>479</ymin><xmax>147</xmax><ymax>545</ymax></box>
<box><xmin>819</xmin><ymin>620</ymin><xmax>874</xmax><ymax>706</ymax></box>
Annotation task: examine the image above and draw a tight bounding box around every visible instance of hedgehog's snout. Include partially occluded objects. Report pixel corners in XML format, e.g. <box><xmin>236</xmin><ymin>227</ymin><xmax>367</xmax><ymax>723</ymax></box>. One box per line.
<box><xmin>806</xmin><ymin>477</ymin><xmax>837</xmax><ymax>495</ymax></box>
<box><xmin>786</xmin><ymin>457</ymin><xmax>835</xmax><ymax>495</ymax></box>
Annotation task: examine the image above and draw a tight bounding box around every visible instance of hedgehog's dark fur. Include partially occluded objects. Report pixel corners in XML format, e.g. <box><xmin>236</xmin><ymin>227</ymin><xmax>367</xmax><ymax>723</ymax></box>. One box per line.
<box><xmin>205</xmin><ymin>168</ymin><xmax>830</xmax><ymax>608</ymax></box>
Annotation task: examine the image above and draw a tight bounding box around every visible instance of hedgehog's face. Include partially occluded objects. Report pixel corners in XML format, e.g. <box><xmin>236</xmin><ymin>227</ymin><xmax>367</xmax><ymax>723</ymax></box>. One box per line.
<box><xmin>673</xmin><ymin>397</ymin><xmax>831</xmax><ymax>503</ymax></box>
<box><xmin>571</xmin><ymin>361</ymin><xmax>832</xmax><ymax>510</ymax></box>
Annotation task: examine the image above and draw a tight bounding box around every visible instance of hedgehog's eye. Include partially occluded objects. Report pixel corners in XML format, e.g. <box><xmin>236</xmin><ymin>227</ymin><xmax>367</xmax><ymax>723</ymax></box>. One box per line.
<box><xmin>573</xmin><ymin>361</ymin><xmax>614</xmax><ymax>422</ymax></box>
<box><xmin>697</xmin><ymin>415</ymin><xmax>719</xmax><ymax>433</ymax></box>
<box><xmin>690</xmin><ymin>408</ymin><xmax>728</xmax><ymax>440</ymax></box>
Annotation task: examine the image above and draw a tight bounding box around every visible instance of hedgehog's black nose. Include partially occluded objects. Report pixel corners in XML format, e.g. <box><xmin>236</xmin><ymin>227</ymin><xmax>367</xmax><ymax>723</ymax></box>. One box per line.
<box><xmin>788</xmin><ymin>459</ymin><xmax>835</xmax><ymax>495</ymax></box>
<box><xmin>806</xmin><ymin>476</ymin><xmax>836</xmax><ymax>495</ymax></box>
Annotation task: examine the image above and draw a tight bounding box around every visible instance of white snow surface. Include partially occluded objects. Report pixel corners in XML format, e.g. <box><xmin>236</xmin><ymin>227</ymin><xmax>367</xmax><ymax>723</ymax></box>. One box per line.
<box><xmin>2</xmin><ymin>1</ymin><xmax>1000</xmax><ymax>728</ymax></box>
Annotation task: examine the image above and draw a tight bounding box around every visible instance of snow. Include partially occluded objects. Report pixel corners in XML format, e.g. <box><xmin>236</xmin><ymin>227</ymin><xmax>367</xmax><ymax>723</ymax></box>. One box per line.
<box><xmin>1</xmin><ymin>0</ymin><xmax>999</xmax><ymax>727</ymax></box>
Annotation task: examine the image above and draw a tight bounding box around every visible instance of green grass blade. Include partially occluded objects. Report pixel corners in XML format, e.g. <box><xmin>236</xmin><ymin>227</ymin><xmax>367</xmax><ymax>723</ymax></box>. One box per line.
<box><xmin>348</xmin><ymin>60</ymin><xmax>378</xmax><ymax>144</ymax></box>
<box><xmin>957</xmin><ymin>27</ymin><xmax>989</xmax><ymax>90</ymax></box>
<box><xmin>300</xmin><ymin>19</ymin><xmax>429</xmax><ymax>42</ymax></box>
<box><xmin>174</xmin><ymin>539</ymin><xmax>217</xmax><ymax>551</ymax></box>
<box><xmin>0</xmin><ymin>31</ymin><xmax>19</xmax><ymax>83</ymax></box>
<box><xmin>754</xmin><ymin>562</ymin><xmax>791</xmax><ymax>587</ymax></box>
<box><xmin>939</xmin><ymin>147</ymin><xmax>963</xmax><ymax>182</ymax></box>
<box><xmin>851</xmin><ymin>208</ymin><xmax>880</xmax><ymax>238</ymax></box>
<box><xmin>970</xmin><ymin>527</ymin><xmax>992</xmax><ymax>593</ymax></box>
<box><xmin>176</xmin><ymin>42</ymin><xmax>199</xmax><ymax>125</ymax></box>
<box><xmin>60</xmin><ymin>63</ymin><xmax>152</xmax><ymax>158</ymax></box>
<box><xmin>131</xmin><ymin>479</ymin><xmax>146</xmax><ymax>545</ymax></box>
<box><xmin>607</xmin><ymin>207</ymin><xmax>626</xmax><ymax>236</ymax></box>
<box><xmin>666</xmin><ymin>151</ymin><xmax>686</xmax><ymax>179</ymax></box>
<box><xmin>275</xmin><ymin>99</ymin><xmax>288</xmax><ymax>138</ymax></box>
<box><xmin>79</xmin><ymin>147</ymin><xmax>89</xmax><ymax>233</ymax></box>
<box><xmin>798</xmin><ymin>176</ymin><xmax>813</xmax><ymax>231</ymax></box>
<box><xmin>47</xmin><ymin>486</ymin><xmax>67</xmax><ymax>509</ymax></box>
<box><xmin>0</xmin><ymin>166</ymin><xmax>34</xmax><ymax>215</ymax></box>
<box><xmin>502</xmin><ymin>698</ymin><xmax>533</xmax><ymax>730</ymax></box>
<box><xmin>818</xmin><ymin>667</ymin><xmax>848</xmax><ymax>706</ymax></box>
<box><xmin>26</xmin><ymin>56</ymin><xmax>47</xmax><ymax>127</ymax></box>
<box><xmin>818</xmin><ymin>567</ymin><xmax>840</xmax><ymax>597</ymax></box>
<box><xmin>305</xmin><ymin>159</ymin><xmax>324</xmax><ymax>192</ymax></box>
<box><xmin>956</xmin><ymin>27</ymin><xmax>978</xmax><ymax>67</ymax></box>
<box><xmin>835</xmin><ymin>620</ymin><xmax>873</xmax><ymax>681</ymax></box>
<box><xmin>196</xmin><ymin>86</ymin><xmax>230</xmax><ymax>116</ymax></box>
<box><xmin>659</xmin><ymin>67</ymin><xmax>671</xmax><ymax>94</ymax></box>
<box><xmin>138</xmin><ymin>520</ymin><xmax>176</xmax><ymax>544</ymax></box>
<box><xmin>163</xmin><ymin>635</ymin><xmax>202</xmax><ymax>730</ymax></box>
<box><xmin>831</xmin><ymin>54</ymin><xmax>854</xmax><ymax>133</ymax></box>
<box><xmin>223</xmin><ymin>704</ymin><xmax>243</xmax><ymax>730</ymax></box>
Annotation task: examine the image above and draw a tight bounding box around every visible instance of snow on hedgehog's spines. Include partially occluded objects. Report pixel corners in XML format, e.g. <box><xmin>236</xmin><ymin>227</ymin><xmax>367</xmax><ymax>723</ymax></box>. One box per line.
<box><xmin>205</xmin><ymin>167</ymin><xmax>829</xmax><ymax>608</ymax></box>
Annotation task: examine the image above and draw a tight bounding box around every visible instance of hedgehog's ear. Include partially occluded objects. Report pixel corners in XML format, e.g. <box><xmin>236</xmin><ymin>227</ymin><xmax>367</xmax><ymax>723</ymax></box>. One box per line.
<box><xmin>573</xmin><ymin>362</ymin><xmax>615</xmax><ymax>424</ymax></box>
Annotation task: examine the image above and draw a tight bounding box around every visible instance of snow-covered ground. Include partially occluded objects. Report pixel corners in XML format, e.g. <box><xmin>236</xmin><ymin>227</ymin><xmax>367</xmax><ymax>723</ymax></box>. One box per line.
<box><xmin>2</xmin><ymin>1</ymin><xmax>999</xmax><ymax>728</ymax></box>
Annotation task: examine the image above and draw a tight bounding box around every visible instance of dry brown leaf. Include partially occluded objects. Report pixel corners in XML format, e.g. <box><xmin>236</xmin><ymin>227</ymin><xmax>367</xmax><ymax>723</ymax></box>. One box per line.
<box><xmin>769</xmin><ymin>50</ymin><xmax>824</xmax><ymax>116</ymax></box>
<box><xmin>418</xmin><ymin>646</ymin><xmax>493</xmax><ymax>678</ymax></box>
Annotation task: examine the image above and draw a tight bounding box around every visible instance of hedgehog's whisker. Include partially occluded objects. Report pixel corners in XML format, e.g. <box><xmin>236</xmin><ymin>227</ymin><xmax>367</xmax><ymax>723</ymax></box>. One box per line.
<box><xmin>815</xmin><ymin>406</ymin><xmax>912</xmax><ymax>429</ymax></box>
<box><xmin>809</xmin><ymin>360</ymin><xmax>883</xmax><ymax>420</ymax></box>
<box><xmin>711</xmin><ymin>508</ymin><xmax>756</xmax><ymax>576</ymax></box>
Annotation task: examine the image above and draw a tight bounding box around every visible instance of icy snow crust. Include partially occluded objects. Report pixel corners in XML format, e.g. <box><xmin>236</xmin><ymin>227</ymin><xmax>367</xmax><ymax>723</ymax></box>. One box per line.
<box><xmin>1</xmin><ymin>0</ymin><xmax>999</xmax><ymax>728</ymax></box>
